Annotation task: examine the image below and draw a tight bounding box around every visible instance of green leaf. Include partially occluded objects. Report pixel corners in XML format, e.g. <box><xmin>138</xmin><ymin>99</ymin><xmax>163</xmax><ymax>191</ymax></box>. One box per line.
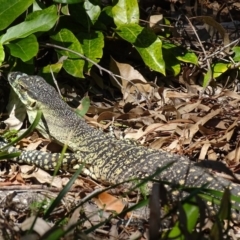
<box><xmin>75</xmin><ymin>96</ymin><xmax>90</xmax><ymax>117</ymax></box>
<box><xmin>112</xmin><ymin>0</ymin><xmax>139</xmax><ymax>26</ymax></box>
<box><xmin>162</xmin><ymin>48</ymin><xmax>180</xmax><ymax>76</ymax></box>
<box><xmin>54</xmin><ymin>0</ymin><xmax>84</xmax><ymax>3</ymax></box>
<box><xmin>0</xmin><ymin>0</ymin><xmax>34</xmax><ymax>31</ymax></box>
<box><xmin>51</xmin><ymin>29</ymin><xmax>83</xmax><ymax>59</ymax></box>
<box><xmin>162</xmin><ymin>18</ymin><xmax>172</xmax><ymax>38</ymax></box>
<box><xmin>0</xmin><ymin>43</ymin><xmax>5</xmax><ymax>65</ymax></box>
<box><xmin>78</xmin><ymin>31</ymin><xmax>104</xmax><ymax>71</ymax></box>
<box><xmin>176</xmin><ymin>51</ymin><xmax>198</xmax><ymax>65</ymax></box>
<box><xmin>0</xmin><ymin>151</ymin><xmax>21</xmax><ymax>160</ymax></box>
<box><xmin>69</xmin><ymin>3</ymin><xmax>91</xmax><ymax>29</ymax></box>
<box><xmin>233</xmin><ymin>46</ymin><xmax>240</xmax><ymax>62</ymax></box>
<box><xmin>212</xmin><ymin>62</ymin><xmax>229</xmax><ymax>78</ymax></box>
<box><xmin>116</xmin><ymin>24</ymin><xmax>165</xmax><ymax>75</ymax></box>
<box><xmin>203</xmin><ymin>70</ymin><xmax>212</xmax><ymax>88</ymax></box>
<box><xmin>41</xmin><ymin>62</ymin><xmax>63</xmax><ymax>83</ymax></box>
<box><xmin>63</xmin><ymin>59</ymin><xmax>84</xmax><ymax>78</ymax></box>
<box><xmin>42</xmin><ymin>62</ymin><xmax>63</xmax><ymax>74</ymax></box>
<box><xmin>217</xmin><ymin>188</ymin><xmax>231</xmax><ymax>219</ymax></box>
<box><xmin>6</xmin><ymin>34</ymin><xmax>38</xmax><ymax>62</ymax></box>
<box><xmin>51</xmin><ymin>28</ymin><xmax>85</xmax><ymax>78</ymax></box>
<box><xmin>83</xmin><ymin>0</ymin><xmax>101</xmax><ymax>26</ymax></box>
<box><xmin>210</xmin><ymin>188</ymin><xmax>231</xmax><ymax>239</ymax></box>
<box><xmin>61</xmin><ymin>5</ymin><xmax>69</xmax><ymax>15</ymax></box>
<box><xmin>167</xmin><ymin>198</ymin><xmax>199</xmax><ymax>239</ymax></box>
<box><xmin>203</xmin><ymin>62</ymin><xmax>229</xmax><ymax>87</ymax></box>
<box><xmin>32</xmin><ymin>1</ymin><xmax>42</xmax><ymax>11</ymax></box>
<box><xmin>1</xmin><ymin>5</ymin><xmax>58</xmax><ymax>43</ymax></box>
<box><xmin>68</xmin><ymin>0</ymin><xmax>101</xmax><ymax>29</ymax></box>
<box><xmin>163</xmin><ymin>42</ymin><xmax>198</xmax><ymax>65</ymax></box>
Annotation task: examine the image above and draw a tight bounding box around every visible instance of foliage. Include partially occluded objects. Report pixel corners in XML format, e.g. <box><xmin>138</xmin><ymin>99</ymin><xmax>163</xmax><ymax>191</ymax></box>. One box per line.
<box><xmin>0</xmin><ymin>0</ymin><xmax>198</xmax><ymax>79</ymax></box>
<box><xmin>0</xmin><ymin>0</ymin><xmax>238</xmax><ymax>84</ymax></box>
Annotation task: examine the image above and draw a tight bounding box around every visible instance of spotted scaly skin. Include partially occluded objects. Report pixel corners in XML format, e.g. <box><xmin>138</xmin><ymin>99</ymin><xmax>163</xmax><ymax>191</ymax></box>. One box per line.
<box><xmin>5</xmin><ymin>72</ymin><xmax>240</xmax><ymax>219</ymax></box>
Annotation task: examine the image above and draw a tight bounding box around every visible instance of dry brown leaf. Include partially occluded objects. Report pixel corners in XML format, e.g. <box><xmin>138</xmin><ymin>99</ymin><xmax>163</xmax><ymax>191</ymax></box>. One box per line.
<box><xmin>124</xmin><ymin>128</ymin><xmax>145</xmax><ymax>140</ymax></box>
<box><xmin>167</xmin><ymin>139</ymin><xmax>181</xmax><ymax>151</ymax></box>
<box><xmin>83</xmin><ymin>202</ymin><xmax>110</xmax><ymax>228</ymax></box>
<box><xmin>187</xmin><ymin>109</ymin><xmax>221</xmax><ymax>140</ymax></box>
<box><xmin>207</xmin><ymin>149</ymin><xmax>218</xmax><ymax>161</ymax></box>
<box><xmin>198</xmin><ymin>103</ymin><xmax>211</xmax><ymax>112</ymax></box>
<box><xmin>165</xmin><ymin>91</ymin><xmax>196</xmax><ymax>99</ymax></box>
<box><xmin>169</xmin><ymin>119</ymin><xmax>194</xmax><ymax>124</ymax></box>
<box><xmin>5</xmin><ymin>90</ymin><xmax>26</xmax><ymax>130</ymax></box>
<box><xmin>88</xmin><ymin>105</ymin><xmax>114</xmax><ymax>115</ymax></box>
<box><xmin>225</xmin><ymin>129</ymin><xmax>235</xmax><ymax>142</ymax></box>
<box><xmin>116</xmin><ymin>113</ymin><xmax>139</xmax><ymax>121</ymax></box>
<box><xmin>21</xmin><ymin>216</ymin><xmax>52</xmax><ymax>236</ymax></box>
<box><xmin>128</xmin><ymin>106</ymin><xmax>145</xmax><ymax>115</ymax></box>
<box><xmin>214</xmin><ymin>122</ymin><xmax>236</xmax><ymax>142</ymax></box>
<box><xmin>0</xmin><ymin>181</ymin><xmax>20</xmax><ymax>186</ymax></box>
<box><xmin>234</xmin><ymin>142</ymin><xmax>240</xmax><ymax>163</ymax></box>
<box><xmin>109</xmin><ymin>57</ymin><xmax>146</xmax><ymax>90</ymax></box>
<box><xmin>148</xmin><ymin>14</ymin><xmax>163</xmax><ymax>34</ymax></box>
<box><xmin>85</xmin><ymin>115</ymin><xmax>112</xmax><ymax>130</ymax></box>
<box><xmin>224</xmin><ymin>90</ymin><xmax>240</xmax><ymax>100</ymax></box>
<box><xmin>174</xmin><ymin>126</ymin><xmax>187</xmax><ymax>138</ymax></box>
<box><xmin>124</xmin><ymin>122</ymin><xmax>181</xmax><ymax>141</ymax></box>
<box><xmin>199</xmin><ymin>143</ymin><xmax>211</xmax><ymax>160</ymax></box>
<box><xmin>187</xmin><ymin>114</ymin><xmax>202</xmax><ymax>123</ymax></box>
<box><xmin>129</xmin><ymin>230</ymin><xmax>142</xmax><ymax>240</ymax></box>
<box><xmin>229</xmin><ymin>99</ymin><xmax>240</xmax><ymax>107</ymax></box>
<box><xmin>16</xmin><ymin>173</ymin><xmax>25</xmax><ymax>184</ymax></box>
<box><xmin>177</xmin><ymin>100</ymin><xmax>201</xmax><ymax>115</ymax></box>
<box><xmin>215</xmin><ymin>121</ymin><xmax>227</xmax><ymax>130</ymax></box>
<box><xmin>123</xmin><ymin>81</ymin><xmax>157</xmax><ymax>103</ymax></box>
<box><xmin>153</xmin><ymin>122</ymin><xmax>181</xmax><ymax>133</ymax></box>
<box><xmin>94</xmin><ymin>192</ymin><xmax>125</xmax><ymax>213</ymax></box>
<box><xmin>187</xmin><ymin>140</ymin><xmax>204</xmax><ymax>152</ymax></box>
<box><xmin>139</xmin><ymin>116</ymin><xmax>155</xmax><ymax>126</ymax></box>
<box><xmin>211</xmin><ymin>141</ymin><xmax>227</xmax><ymax>147</ymax></box>
<box><xmin>227</xmin><ymin>150</ymin><xmax>236</xmax><ymax>161</ymax></box>
<box><xmin>198</xmin><ymin>124</ymin><xmax>215</xmax><ymax>135</ymax></box>
<box><xmin>63</xmin><ymin>177</ymin><xmax>84</xmax><ymax>188</ymax></box>
<box><xmin>150</xmin><ymin>112</ymin><xmax>167</xmax><ymax>122</ymax></box>
<box><xmin>25</xmin><ymin>140</ymin><xmax>43</xmax><ymax>151</ymax></box>
<box><xmin>66</xmin><ymin>206</ymin><xmax>81</xmax><ymax>235</ymax></box>
<box><xmin>225</xmin><ymin>119</ymin><xmax>238</xmax><ymax>133</ymax></box>
<box><xmin>97</xmin><ymin>111</ymin><xmax>119</xmax><ymax>122</ymax></box>
<box><xmin>20</xmin><ymin>165</ymin><xmax>63</xmax><ymax>188</ymax></box>
<box><xmin>109</xmin><ymin>221</ymin><xmax>119</xmax><ymax>240</ymax></box>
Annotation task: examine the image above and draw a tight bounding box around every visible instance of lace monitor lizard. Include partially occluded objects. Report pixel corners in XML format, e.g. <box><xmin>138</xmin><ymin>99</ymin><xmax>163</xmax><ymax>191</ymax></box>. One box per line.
<box><xmin>2</xmin><ymin>72</ymin><xmax>240</xmax><ymax>220</ymax></box>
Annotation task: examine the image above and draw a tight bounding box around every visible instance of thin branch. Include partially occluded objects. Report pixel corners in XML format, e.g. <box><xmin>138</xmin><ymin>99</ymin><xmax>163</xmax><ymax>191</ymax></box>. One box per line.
<box><xmin>50</xmin><ymin>66</ymin><xmax>62</xmax><ymax>98</ymax></box>
<box><xmin>40</xmin><ymin>42</ymin><xmax>150</xmax><ymax>111</ymax></box>
<box><xmin>184</xmin><ymin>15</ymin><xmax>212</xmax><ymax>94</ymax></box>
<box><xmin>202</xmin><ymin>38</ymin><xmax>240</xmax><ymax>61</ymax></box>
<box><xmin>41</xmin><ymin>43</ymin><xmax>143</xmax><ymax>94</ymax></box>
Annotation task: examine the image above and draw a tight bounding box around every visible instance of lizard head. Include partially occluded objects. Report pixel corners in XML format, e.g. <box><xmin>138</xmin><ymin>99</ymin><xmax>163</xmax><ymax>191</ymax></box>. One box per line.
<box><xmin>7</xmin><ymin>72</ymin><xmax>72</xmax><ymax>140</ymax></box>
<box><xmin>8</xmin><ymin>72</ymin><xmax>61</xmax><ymax>111</ymax></box>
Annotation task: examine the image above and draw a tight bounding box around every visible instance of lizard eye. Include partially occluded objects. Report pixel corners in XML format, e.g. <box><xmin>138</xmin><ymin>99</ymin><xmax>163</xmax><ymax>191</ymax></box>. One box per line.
<box><xmin>30</xmin><ymin>101</ymin><xmax>36</xmax><ymax>108</ymax></box>
<box><xmin>19</xmin><ymin>84</ymin><xmax>27</xmax><ymax>91</ymax></box>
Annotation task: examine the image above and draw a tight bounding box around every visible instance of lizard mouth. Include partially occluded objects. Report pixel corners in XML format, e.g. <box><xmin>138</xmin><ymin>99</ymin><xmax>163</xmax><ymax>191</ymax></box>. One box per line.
<box><xmin>8</xmin><ymin>72</ymin><xmax>28</xmax><ymax>85</ymax></box>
